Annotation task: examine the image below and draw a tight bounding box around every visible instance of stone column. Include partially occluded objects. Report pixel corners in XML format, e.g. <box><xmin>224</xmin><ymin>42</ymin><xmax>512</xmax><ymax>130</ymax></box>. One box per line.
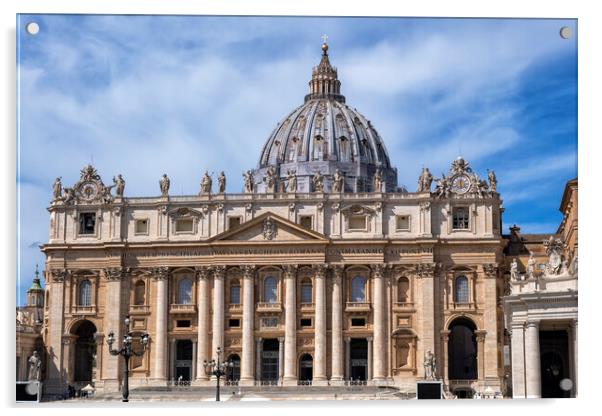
<box><xmin>330</xmin><ymin>266</ymin><xmax>344</xmax><ymax>384</ymax></box>
<box><xmin>240</xmin><ymin>265</ymin><xmax>256</xmax><ymax>386</ymax></box>
<box><xmin>416</xmin><ymin>263</ymin><xmax>436</xmax><ymax>378</ymax></box>
<box><xmin>313</xmin><ymin>264</ymin><xmax>327</xmax><ymax>385</ymax></box>
<box><xmin>475</xmin><ymin>330</ymin><xmax>487</xmax><ymax>382</ymax></box>
<box><xmin>483</xmin><ymin>265</ymin><xmax>500</xmax><ymax>380</ymax></box>
<box><xmin>371</xmin><ymin>264</ymin><xmax>386</xmax><ymax>383</ymax></box>
<box><xmin>192</xmin><ymin>340</ymin><xmax>197</xmax><ymax>380</ymax></box>
<box><xmin>510</xmin><ymin>322</ymin><xmax>526</xmax><ymax>398</ymax></box>
<box><xmin>195</xmin><ymin>267</ymin><xmax>211</xmax><ymax>382</ymax></box>
<box><xmin>152</xmin><ymin>267</ymin><xmax>169</xmax><ymax>384</ymax></box>
<box><xmin>256</xmin><ymin>338</ymin><xmax>263</xmax><ymax>382</ymax></box>
<box><xmin>278</xmin><ymin>337</ymin><xmax>285</xmax><ymax>384</ymax></box>
<box><xmin>169</xmin><ymin>339</ymin><xmax>176</xmax><ymax>381</ymax></box>
<box><xmin>524</xmin><ymin>320</ymin><xmax>541</xmax><ymax>398</ymax></box>
<box><xmin>103</xmin><ymin>267</ymin><xmax>125</xmax><ymax>390</ymax></box>
<box><xmin>345</xmin><ymin>337</ymin><xmax>351</xmax><ymax>381</ymax></box>
<box><xmin>440</xmin><ymin>330</ymin><xmax>450</xmax><ymax>382</ymax></box>
<box><xmin>570</xmin><ymin>320</ymin><xmax>578</xmax><ymax>397</ymax></box>
<box><xmin>211</xmin><ymin>266</ymin><xmax>226</xmax><ymax>362</ymax></box>
<box><xmin>283</xmin><ymin>265</ymin><xmax>298</xmax><ymax>385</ymax></box>
<box><xmin>367</xmin><ymin>337</ymin><xmax>373</xmax><ymax>381</ymax></box>
<box><xmin>46</xmin><ymin>269</ymin><xmax>67</xmax><ymax>395</ymax></box>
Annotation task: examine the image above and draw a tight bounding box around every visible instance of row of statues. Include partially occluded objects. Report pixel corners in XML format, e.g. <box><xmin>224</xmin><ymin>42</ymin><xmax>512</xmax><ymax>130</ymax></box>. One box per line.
<box><xmin>52</xmin><ymin>174</ymin><xmax>126</xmax><ymax>203</ymax></box>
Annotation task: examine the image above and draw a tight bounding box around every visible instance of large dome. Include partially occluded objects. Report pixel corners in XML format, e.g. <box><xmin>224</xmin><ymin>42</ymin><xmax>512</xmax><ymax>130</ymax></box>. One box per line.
<box><xmin>254</xmin><ymin>42</ymin><xmax>399</xmax><ymax>193</ymax></box>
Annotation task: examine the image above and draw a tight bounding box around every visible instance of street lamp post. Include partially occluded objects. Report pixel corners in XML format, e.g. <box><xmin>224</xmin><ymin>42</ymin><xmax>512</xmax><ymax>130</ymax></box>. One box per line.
<box><xmin>203</xmin><ymin>347</ymin><xmax>233</xmax><ymax>401</ymax></box>
<box><xmin>107</xmin><ymin>316</ymin><xmax>150</xmax><ymax>402</ymax></box>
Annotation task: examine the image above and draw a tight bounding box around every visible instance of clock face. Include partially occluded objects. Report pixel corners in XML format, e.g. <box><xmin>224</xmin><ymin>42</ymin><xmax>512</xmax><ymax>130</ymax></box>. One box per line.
<box><xmin>451</xmin><ymin>175</ymin><xmax>471</xmax><ymax>194</ymax></box>
<box><xmin>79</xmin><ymin>181</ymin><xmax>99</xmax><ymax>200</ymax></box>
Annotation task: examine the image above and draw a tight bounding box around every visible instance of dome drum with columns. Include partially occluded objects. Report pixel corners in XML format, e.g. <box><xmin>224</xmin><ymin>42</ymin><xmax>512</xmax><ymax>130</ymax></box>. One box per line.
<box><xmin>255</xmin><ymin>42</ymin><xmax>399</xmax><ymax>193</ymax></box>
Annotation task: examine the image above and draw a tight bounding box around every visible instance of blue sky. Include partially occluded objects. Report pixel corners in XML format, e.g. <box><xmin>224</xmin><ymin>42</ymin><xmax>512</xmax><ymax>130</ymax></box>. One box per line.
<box><xmin>16</xmin><ymin>15</ymin><xmax>577</xmax><ymax>304</ymax></box>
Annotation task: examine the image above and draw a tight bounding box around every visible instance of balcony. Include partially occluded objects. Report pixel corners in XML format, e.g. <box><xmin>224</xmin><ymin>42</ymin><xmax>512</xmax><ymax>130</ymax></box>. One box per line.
<box><xmin>129</xmin><ymin>305</ymin><xmax>151</xmax><ymax>314</ymax></box>
<box><xmin>71</xmin><ymin>306</ymin><xmax>96</xmax><ymax>315</ymax></box>
<box><xmin>451</xmin><ymin>302</ymin><xmax>475</xmax><ymax>311</ymax></box>
<box><xmin>228</xmin><ymin>304</ymin><xmax>243</xmax><ymax>313</ymax></box>
<box><xmin>256</xmin><ymin>302</ymin><xmax>282</xmax><ymax>313</ymax></box>
<box><xmin>345</xmin><ymin>302</ymin><xmax>371</xmax><ymax>312</ymax></box>
<box><xmin>393</xmin><ymin>302</ymin><xmax>415</xmax><ymax>311</ymax></box>
<box><xmin>169</xmin><ymin>304</ymin><xmax>197</xmax><ymax>314</ymax></box>
<box><xmin>300</xmin><ymin>302</ymin><xmax>315</xmax><ymax>312</ymax></box>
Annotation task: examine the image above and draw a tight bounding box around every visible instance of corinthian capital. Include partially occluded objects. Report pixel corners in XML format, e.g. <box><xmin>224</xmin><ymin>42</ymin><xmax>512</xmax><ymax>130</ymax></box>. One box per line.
<box><xmin>213</xmin><ymin>265</ymin><xmax>226</xmax><ymax>280</ymax></box>
<box><xmin>370</xmin><ymin>263</ymin><xmax>387</xmax><ymax>278</ymax></box>
<box><xmin>282</xmin><ymin>264</ymin><xmax>298</xmax><ymax>279</ymax></box>
<box><xmin>312</xmin><ymin>263</ymin><xmax>327</xmax><ymax>278</ymax></box>
<box><xmin>242</xmin><ymin>265</ymin><xmax>256</xmax><ymax>279</ymax></box>
<box><xmin>152</xmin><ymin>266</ymin><xmax>170</xmax><ymax>281</ymax></box>
<box><xmin>104</xmin><ymin>267</ymin><xmax>125</xmax><ymax>281</ymax></box>
<box><xmin>483</xmin><ymin>263</ymin><xmax>498</xmax><ymax>278</ymax></box>
<box><xmin>50</xmin><ymin>269</ymin><xmax>68</xmax><ymax>283</ymax></box>
<box><xmin>194</xmin><ymin>266</ymin><xmax>212</xmax><ymax>281</ymax></box>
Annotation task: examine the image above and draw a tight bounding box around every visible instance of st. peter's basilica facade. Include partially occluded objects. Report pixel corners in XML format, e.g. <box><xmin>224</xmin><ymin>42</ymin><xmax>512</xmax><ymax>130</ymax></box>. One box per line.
<box><xmin>39</xmin><ymin>41</ymin><xmax>531</xmax><ymax>399</ymax></box>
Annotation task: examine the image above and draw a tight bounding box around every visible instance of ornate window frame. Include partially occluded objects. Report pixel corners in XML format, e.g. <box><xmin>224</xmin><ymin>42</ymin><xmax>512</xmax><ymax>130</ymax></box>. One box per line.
<box><xmin>134</xmin><ymin>218</ymin><xmax>150</xmax><ymax>236</ymax></box>
<box><xmin>168</xmin><ymin>207</ymin><xmax>202</xmax><ymax>235</ymax></box>
<box><xmin>341</xmin><ymin>205</ymin><xmax>375</xmax><ymax>233</ymax></box>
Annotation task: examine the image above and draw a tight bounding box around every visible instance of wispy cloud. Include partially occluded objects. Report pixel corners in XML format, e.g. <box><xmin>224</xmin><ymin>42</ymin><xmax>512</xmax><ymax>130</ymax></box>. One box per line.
<box><xmin>16</xmin><ymin>15</ymin><xmax>577</xmax><ymax>303</ymax></box>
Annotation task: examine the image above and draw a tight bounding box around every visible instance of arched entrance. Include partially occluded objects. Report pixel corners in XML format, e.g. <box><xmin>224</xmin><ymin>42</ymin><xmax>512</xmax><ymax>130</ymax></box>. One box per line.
<box><xmin>174</xmin><ymin>340</ymin><xmax>192</xmax><ymax>381</ymax></box>
<box><xmin>299</xmin><ymin>354</ymin><xmax>313</xmax><ymax>381</ymax></box>
<box><xmin>350</xmin><ymin>338</ymin><xmax>368</xmax><ymax>381</ymax></box>
<box><xmin>448</xmin><ymin>318</ymin><xmax>478</xmax><ymax>381</ymax></box>
<box><xmin>227</xmin><ymin>354</ymin><xmax>241</xmax><ymax>381</ymax></box>
<box><xmin>71</xmin><ymin>320</ymin><xmax>97</xmax><ymax>384</ymax></box>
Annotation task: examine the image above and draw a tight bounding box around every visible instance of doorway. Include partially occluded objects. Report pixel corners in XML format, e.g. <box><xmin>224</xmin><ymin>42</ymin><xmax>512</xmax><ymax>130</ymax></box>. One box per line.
<box><xmin>448</xmin><ymin>318</ymin><xmax>478</xmax><ymax>380</ymax></box>
<box><xmin>540</xmin><ymin>330</ymin><xmax>570</xmax><ymax>398</ymax></box>
<box><xmin>175</xmin><ymin>340</ymin><xmax>192</xmax><ymax>381</ymax></box>
<box><xmin>261</xmin><ymin>339</ymin><xmax>279</xmax><ymax>381</ymax></box>
<box><xmin>350</xmin><ymin>338</ymin><xmax>368</xmax><ymax>381</ymax></box>
<box><xmin>227</xmin><ymin>354</ymin><xmax>241</xmax><ymax>381</ymax></box>
<box><xmin>299</xmin><ymin>354</ymin><xmax>313</xmax><ymax>381</ymax></box>
<box><xmin>72</xmin><ymin>320</ymin><xmax>97</xmax><ymax>383</ymax></box>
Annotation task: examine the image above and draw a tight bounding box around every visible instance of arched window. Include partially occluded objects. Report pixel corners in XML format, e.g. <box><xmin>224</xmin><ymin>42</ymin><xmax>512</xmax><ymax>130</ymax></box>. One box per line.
<box><xmin>230</xmin><ymin>280</ymin><xmax>241</xmax><ymax>305</ymax></box>
<box><xmin>264</xmin><ymin>276</ymin><xmax>278</xmax><ymax>303</ymax></box>
<box><xmin>301</xmin><ymin>278</ymin><xmax>312</xmax><ymax>304</ymax></box>
<box><xmin>134</xmin><ymin>280</ymin><xmax>146</xmax><ymax>305</ymax></box>
<box><xmin>398</xmin><ymin>277</ymin><xmax>410</xmax><ymax>303</ymax></box>
<box><xmin>78</xmin><ymin>279</ymin><xmax>92</xmax><ymax>306</ymax></box>
<box><xmin>454</xmin><ymin>276</ymin><xmax>469</xmax><ymax>303</ymax></box>
<box><xmin>178</xmin><ymin>278</ymin><xmax>193</xmax><ymax>304</ymax></box>
<box><xmin>227</xmin><ymin>354</ymin><xmax>241</xmax><ymax>381</ymax></box>
<box><xmin>351</xmin><ymin>276</ymin><xmax>366</xmax><ymax>302</ymax></box>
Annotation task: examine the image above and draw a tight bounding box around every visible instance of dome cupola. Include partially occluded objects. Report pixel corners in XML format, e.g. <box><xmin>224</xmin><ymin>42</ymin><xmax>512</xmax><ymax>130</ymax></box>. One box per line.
<box><xmin>254</xmin><ymin>40</ymin><xmax>399</xmax><ymax>193</ymax></box>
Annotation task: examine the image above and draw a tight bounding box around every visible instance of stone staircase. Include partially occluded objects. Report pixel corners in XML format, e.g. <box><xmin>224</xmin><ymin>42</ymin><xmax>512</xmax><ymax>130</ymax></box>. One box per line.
<box><xmin>89</xmin><ymin>385</ymin><xmax>415</xmax><ymax>402</ymax></box>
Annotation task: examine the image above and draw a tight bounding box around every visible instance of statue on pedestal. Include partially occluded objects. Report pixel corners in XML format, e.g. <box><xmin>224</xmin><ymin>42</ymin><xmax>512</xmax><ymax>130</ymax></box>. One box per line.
<box><xmin>333</xmin><ymin>168</ymin><xmax>344</xmax><ymax>193</ymax></box>
<box><xmin>243</xmin><ymin>170</ymin><xmax>254</xmax><ymax>193</ymax></box>
<box><xmin>417</xmin><ymin>167</ymin><xmax>433</xmax><ymax>192</ymax></box>
<box><xmin>510</xmin><ymin>258</ymin><xmax>520</xmax><ymax>281</ymax></box>
<box><xmin>27</xmin><ymin>350</ymin><xmax>42</xmax><ymax>381</ymax></box>
<box><xmin>159</xmin><ymin>174</ymin><xmax>170</xmax><ymax>197</ymax></box>
<box><xmin>527</xmin><ymin>253</ymin><xmax>536</xmax><ymax>279</ymax></box>
<box><xmin>218</xmin><ymin>171</ymin><xmax>226</xmax><ymax>193</ymax></box>
<box><xmin>488</xmin><ymin>169</ymin><xmax>497</xmax><ymax>192</ymax></box>
<box><xmin>287</xmin><ymin>169</ymin><xmax>297</xmax><ymax>193</ymax></box>
<box><xmin>373</xmin><ymin>167</ymin><xmax>383</xmax><ymax>192</ymax></box>
<box><xmin>313</xmin><ymin>170</ymin><xmax>324</xmax><ymax>192</ymax></box>
<box><xmin>52</xmin><ymin>177</ymin><xmax>62</xmax><ymax>201</ymax></box>
<box><xmin>201</xmin><ymin>170</ymin><xmax>212</xmax><ymax>194</ymax></box>
<box><xmin>264</xmin><ymin>166</ymin><xmax>277</xmax><ymax>193</ymax></box>
<box><xmin>113</xmin><ymin>174</ymin><xmax>125</xmax><ymax>197</ymax></box>
<box><xmin>424</xmin><ymin>350</ymin><xmax>436</xmax><ymax>380</ymax></box>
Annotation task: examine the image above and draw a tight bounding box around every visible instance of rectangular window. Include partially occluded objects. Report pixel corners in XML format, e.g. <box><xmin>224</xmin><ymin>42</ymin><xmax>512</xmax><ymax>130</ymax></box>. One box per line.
<box><xmin>299</xmin><ymin>215</ymin><xmax>313</xmax><ymax>230</ymax></box>
<box><xmin>396</xmin><ymin>215</ymin><xmax>410</xmax><ymax>231</ymax></box>
<box><xmin>348</xmin><ymin>215</ymin><xmax>367</xmax><ymax>231</ymax></box>
<box><xmin>229</xmin><ymin>319</ymin><xmax>240</xmax><ymax>328</ymax></box>
<box><xmin>230</xmin><ymin>286</ymin><xmax>240</xmax><ymax>305</ymax></box>
<box><xmin>300</xmin><ymin>318</ymin><xmax>312</xmax><ymax>327</ymax></box>
<box><xmin>79</xmin><ymin>213</ymin><xmax>96</xmax><ymax>235</ymax></box>
<box><xmin>175</xmin><ymin>218</ymin><xmax>194</xmax><ymax>233</ymax></box>
<box><xmin>135</xmin><ymin>219</ymin><xmax>149</xmax><ymax>235</ymax></box>
<box><xmin>228</xmin><ymin>216</ymin><xmax>241</xmax><ymax>229</ymax></box>
<box><xmin>351</xmin><ymin>318</ymin><xmax>366</xmax><ymax>327</ymax></box>
<box><xmin>452</xmin><ymin>207</ymin><xmax>470</xmax><ymax>230</ymax></box>
<box><xmin>176</xmin><ymin>320</ymin><xmax>191</xmax><ymax>328</ymax></box>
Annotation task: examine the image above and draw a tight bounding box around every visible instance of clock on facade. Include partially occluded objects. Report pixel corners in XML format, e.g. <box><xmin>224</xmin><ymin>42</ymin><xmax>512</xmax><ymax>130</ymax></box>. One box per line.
<box><xmin>79</xmin><ymin>181</ymin><xmax>99</xmax><ymax>200</ymax></box>
<box><xmin>451</xmin><ymin>175</ymin><xmax>471</xmax><ymax>194</ymax></box>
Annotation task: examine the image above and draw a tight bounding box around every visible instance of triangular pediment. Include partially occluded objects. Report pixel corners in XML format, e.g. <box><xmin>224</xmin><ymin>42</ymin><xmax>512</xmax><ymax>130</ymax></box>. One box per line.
<box><xmin>210</xmin><ymin>212</ymin><xmax>329</xmax><ymax>243</ymax></box>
